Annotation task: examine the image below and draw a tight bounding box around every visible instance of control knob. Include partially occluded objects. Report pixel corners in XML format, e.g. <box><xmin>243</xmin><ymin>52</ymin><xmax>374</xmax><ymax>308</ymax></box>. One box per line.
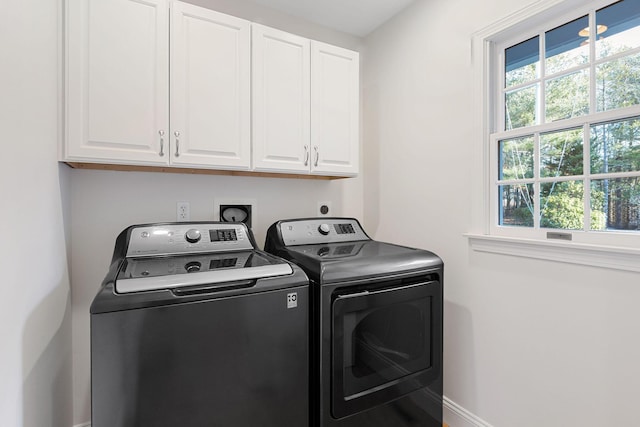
<box><xmin>185</xmin><ymin>228</ymin><xmax>202</xmax><ymax>243</ymax></box>
<box><xmin>318</xmin><ymin>224</ymin><xmax>331</xmax><ymax>235</ymax></box>
<box><xmin>185</xmin><ymin>261</ymin><xmax>201</xmax><ymax>273</ymax></box>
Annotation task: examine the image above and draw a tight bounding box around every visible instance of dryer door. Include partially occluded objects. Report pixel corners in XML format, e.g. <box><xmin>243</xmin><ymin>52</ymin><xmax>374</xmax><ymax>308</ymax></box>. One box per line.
<box><xmin>331</xmin><ymin>278</ymin><xmax>442</xmax><ymax>419</ymax></box>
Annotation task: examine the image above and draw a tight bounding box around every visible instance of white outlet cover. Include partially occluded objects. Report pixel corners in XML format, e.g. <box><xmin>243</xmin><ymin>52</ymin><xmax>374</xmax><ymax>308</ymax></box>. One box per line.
<box><xmin>176</xmin><ymin>201</ymin><xmax>190</xmax><ymax>221</ymax></box>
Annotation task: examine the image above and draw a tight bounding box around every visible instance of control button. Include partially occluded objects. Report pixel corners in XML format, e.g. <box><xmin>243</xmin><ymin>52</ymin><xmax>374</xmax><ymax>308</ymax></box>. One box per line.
<box><xmin>185</xmin><ymin>229</ymin><xmax>202</xmax><ymax>243</ymax></box>
<box><xmin>185</xmin><ymin>261</ymin><xmax>201</xmax><ymax>273</ymax></box>
<box><xmin>141</xmin><ymin>231</ymin><xmax>149</xmax><ymax>238</ymax></box>
<box><xmin>318</xmin><ymin>224</ymin><xmax>331</xmax><ymax>235</ymax></box>
<box><xmin>317</xmin><ymin>246</ymin><xmax>331</xmax><ymax>257</ymax></box>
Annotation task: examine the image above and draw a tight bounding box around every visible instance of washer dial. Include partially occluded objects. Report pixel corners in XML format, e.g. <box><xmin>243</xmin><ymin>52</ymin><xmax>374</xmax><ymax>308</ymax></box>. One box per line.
<box><xmin>185</xmin><ymin>229</ymin><xmax>202</xmax><ymax>243</ymax></box>
<box><xmin>318</xmin><ymin>224</ymin><xmax>331</xmax><ymax>235</ymax></box>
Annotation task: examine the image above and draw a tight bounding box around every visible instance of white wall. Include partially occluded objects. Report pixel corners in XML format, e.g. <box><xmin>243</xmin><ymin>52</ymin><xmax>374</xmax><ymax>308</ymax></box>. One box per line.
<box><xmin>363</xmin><ymin>0</ymin><xmax>640</xmax><ymax>426</ymax></box>
<box><xmin>1</xmin><ymin>0</ymin><xmax>72</xmax><ymax>426</ymax></box>
<box><xmin>68</xmin><ymin>1</ymin><xmax>365</xmax><ymax>423</ymax></box>
<box><xmin>184</xmin><ymin>0</ymin><xmax>362</xmax><ymax>50</ymax></box>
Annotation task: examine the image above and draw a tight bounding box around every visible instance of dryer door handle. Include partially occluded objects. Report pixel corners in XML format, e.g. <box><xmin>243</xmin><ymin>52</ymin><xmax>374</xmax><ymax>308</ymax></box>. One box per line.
<box><xmin>335</xmin><ymin>290</ymin><xmax>370</xmax><ymax>299</ymax></box>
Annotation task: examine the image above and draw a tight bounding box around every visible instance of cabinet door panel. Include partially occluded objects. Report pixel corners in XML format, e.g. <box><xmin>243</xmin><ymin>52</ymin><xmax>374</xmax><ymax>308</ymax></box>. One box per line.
<box><xmin>170</xmin><ymin>3</ymin><xmax>250</xmax><ymax>169</ymax></box>
<box><xmin>311</xmin><ymin>42</ymin><xmax>359</xmax><ymax>176</ymax></box>
<box><xmin>66</xmin><ymin>0</ymin><xmax>168</xmax><ymax>164</ymax></box>
<box><xmin>252</xmin><ymin>24</ymin><xmax>310</xmax><ymax>173</ymax></box>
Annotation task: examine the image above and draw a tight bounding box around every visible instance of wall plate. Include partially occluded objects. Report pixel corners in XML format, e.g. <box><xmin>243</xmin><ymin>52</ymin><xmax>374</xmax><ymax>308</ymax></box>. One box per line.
<box><xmin>220</xmin><ymin>204</ymin><xmax>252</xmax><ymax>226</ymax></box>
<box><xmin>214</xmin><ymin>199</ymin><xmax>256</xmax><ymax>228</ymax></box>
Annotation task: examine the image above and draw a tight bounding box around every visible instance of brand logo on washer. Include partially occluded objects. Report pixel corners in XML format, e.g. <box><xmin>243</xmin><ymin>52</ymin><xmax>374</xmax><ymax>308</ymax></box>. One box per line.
<box><xmin>287</xmin><ymin>292</ymin><xmax>298</xmax><ymax>309</ymax></box>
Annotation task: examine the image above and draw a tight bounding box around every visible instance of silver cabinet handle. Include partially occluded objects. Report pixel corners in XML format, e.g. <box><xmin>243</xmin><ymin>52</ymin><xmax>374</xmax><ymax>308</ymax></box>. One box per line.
<box><xmin>314</xmin><ymin>146</ymin><xmax>319</xmax><ymax>167</ymax></box>
<box><xmin>174</xmin><ymin>131</ymin><xmax>180</xmax><ymax>157</ymax></box>
<box><xmin>304</xmin><ymin>145</ymin><xmax>309</xmax><ymax>166</ymax></box>
<box><xmin>158</xmin><ymin>130</ymin><xmax>165</xmax><ymax>157</ymax></box>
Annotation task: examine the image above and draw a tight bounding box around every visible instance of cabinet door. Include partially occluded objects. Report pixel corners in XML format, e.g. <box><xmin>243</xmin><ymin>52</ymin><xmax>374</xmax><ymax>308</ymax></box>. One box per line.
<box><xmin>311</xmin><ymin>42</ymin><xmax>359</xmax><ymax>176</ymax></box>
<box><xmin>65</xmin><ymin>0</ymin><xmax>169</xmax><ymax>164</ymax></box>
<box><xmin>170</xmin><ymin>2</ymin><xmax>251</xmax><ymax>169</ymax></box>
<box><xmin>252</xmin><ymin>24</ymin><xmax>310</xmax><ymax>173</ymax></box>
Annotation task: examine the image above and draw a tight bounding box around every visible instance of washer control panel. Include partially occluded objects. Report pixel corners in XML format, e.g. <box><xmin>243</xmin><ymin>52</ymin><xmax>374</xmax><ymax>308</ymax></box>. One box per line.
<box><xmin>279</xmin><ymin>218</ymin><xmax>369</xmax><ymax>246</ymax></box>
<box><xmin>126</xmin><ymin>223</ymin><xmax>253</xmax><ymax>257</ymax></box>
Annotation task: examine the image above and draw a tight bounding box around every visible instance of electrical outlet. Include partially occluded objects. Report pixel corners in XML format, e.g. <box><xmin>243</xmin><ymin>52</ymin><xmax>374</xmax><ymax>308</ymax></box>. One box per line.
<box><xmin>318</xmin><ymin>201</ymin><xmax>332</xmax><ymax>216</ymax></box>
<box><xmin>176</xmin><ymin>201</ymin><xmax>190</xmax><ymax>221</ymax></box>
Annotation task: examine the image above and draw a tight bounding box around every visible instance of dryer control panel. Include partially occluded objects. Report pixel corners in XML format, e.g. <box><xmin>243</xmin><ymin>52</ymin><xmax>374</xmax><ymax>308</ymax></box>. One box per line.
<box><xmin>278</xmin><ymin>218</ymin><xmax>369</xmax><ymax>246</ymax></box>
<box><xmin>126</xmin><ymin>223</ymin><xmax>254</xmax><ymax>257</ymax></box>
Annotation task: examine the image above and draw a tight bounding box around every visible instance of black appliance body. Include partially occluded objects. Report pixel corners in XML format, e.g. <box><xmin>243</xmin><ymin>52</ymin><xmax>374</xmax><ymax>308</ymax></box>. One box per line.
<box><xmin>91</xmin><ymin>222</ymin><xmax>309</xmax><ymax>427</ymax></box>
<box><xmin>265</xmin><ymin>218</ymin><xmax>443</xmax><ymax>427</ymax></box>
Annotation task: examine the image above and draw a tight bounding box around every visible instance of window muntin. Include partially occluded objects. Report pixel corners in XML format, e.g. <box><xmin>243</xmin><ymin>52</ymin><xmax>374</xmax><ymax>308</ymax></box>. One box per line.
<box><xmin>496</xmin><ymin>116</ymin><xmax>640</xmax><ymax>231</ymax></box>
<box><xmin>494</xmin><ymin>0</ymin><xmax>640</xmax><ymax>235</ymax></box>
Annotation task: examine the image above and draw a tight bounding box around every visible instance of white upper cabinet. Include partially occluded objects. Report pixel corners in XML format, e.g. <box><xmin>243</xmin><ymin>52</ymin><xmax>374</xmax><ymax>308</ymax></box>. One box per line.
<box><xmin>66</xmin><ymin>0</ymin><xmax>169</xmax><ymax>164</ymax></box>
<box><xmin>65</xmin><ymin>2</ymin><xmax>358</xmax><ymax>177</ymax></box>
<box><xmin>170</xmin><ymin>3</ymin><xmax>251</xmax><ymax>169</ymax></box>
<box><xmin>252</xmin><ymin>24</ymin><xmax>311</xmax><ymax>174</ymax></box>
<box><xmin>65</xmin><ymin>0</ymin><xmax>251</xmax><ymax>169</ymax></box>
<box><xmin>252</xmin><ymin>25</ymin><xmax>359</xmax><ymax>176</ymax></box>
<box><xmin>311</xmin><ymin>41</ymin><xmax>359</xmax><ymax>176</ymax></box>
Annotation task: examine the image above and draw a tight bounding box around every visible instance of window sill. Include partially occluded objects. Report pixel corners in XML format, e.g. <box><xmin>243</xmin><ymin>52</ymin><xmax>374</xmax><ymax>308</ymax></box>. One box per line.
<box><xmin>465</xmin><ymin>233</ymin><xmax>640</xmax><ymax>273</ymax></box>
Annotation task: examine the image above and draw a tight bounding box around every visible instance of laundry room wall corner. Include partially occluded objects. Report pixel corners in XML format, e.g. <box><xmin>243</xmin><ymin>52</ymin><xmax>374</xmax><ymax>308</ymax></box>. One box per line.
<box><xmin>3</xmin><ymin>0</ymin><xmax>73</xmax><ymax>425</ymax></box>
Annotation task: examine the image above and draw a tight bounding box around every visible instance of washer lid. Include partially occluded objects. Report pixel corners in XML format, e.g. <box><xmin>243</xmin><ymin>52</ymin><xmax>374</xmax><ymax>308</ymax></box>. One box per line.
<box><xmin>115</xmin><ymin>250</ymin><xmax>292</xmax><ymax>294</ymax></box>
<box><xmin>282</xmin><ymin>240</ymin><xmax>442</xmax><ymax>283</ymax></box>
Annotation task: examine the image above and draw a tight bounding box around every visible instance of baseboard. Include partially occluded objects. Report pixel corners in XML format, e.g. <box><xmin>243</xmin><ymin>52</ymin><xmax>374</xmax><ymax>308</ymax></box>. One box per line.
<box><xmin>443</xmin><ymin>396</ymin><xmax>495</xmax><ymax>427</ymax></box>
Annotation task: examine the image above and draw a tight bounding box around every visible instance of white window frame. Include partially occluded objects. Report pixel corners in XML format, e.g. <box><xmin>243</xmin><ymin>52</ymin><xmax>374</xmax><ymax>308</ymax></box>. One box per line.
<box><xmin>467</xmin><ymin>0</ymin><xmax>640</xmax><ymax>272</ymax></box>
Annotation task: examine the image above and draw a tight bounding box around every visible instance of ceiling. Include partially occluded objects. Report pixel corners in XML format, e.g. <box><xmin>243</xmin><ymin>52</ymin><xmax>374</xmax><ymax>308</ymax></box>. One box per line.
<box><xmin>250</xmin><ymin>0</ymin><xmax>417</xmax><ymax>37</ymax></box>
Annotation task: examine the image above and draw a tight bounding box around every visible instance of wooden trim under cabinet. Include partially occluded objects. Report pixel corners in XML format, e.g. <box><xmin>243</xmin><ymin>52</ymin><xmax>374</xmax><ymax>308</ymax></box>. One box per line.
<box><xmin>64</xmin><ymin>162</ymin><xmax>351</xmax><ymax>180</ymax></box>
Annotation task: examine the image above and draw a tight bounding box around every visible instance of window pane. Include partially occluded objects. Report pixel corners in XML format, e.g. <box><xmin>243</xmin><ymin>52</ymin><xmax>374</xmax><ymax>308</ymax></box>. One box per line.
<box><xmin>505</xmin><ymin>36</ymin><xmax>539</xmax><ymax>87</ymax></box>
<box><xmin>540</xmin><ymin>128</ymin><xmax>583</xmax><ymax>178</ymax></box>
<box><xmin>591</xmin><ymin>177</ymin><xmax>640</xmax><ymax>230</ymax></box>
<box><xmin>546</xmin><ymin>16</ymin><xmax>589</xmax><ymax>75</ymax></box>
<box><xmin>596</xmin><ymin>0</ymin><xmax>640</xmax><ymax>59</ymax></box>
<box><xmin>545</xmin><ymin>70</ymin><xmax>589</xmax><ymax>122</ymax></box>
<box><xmin>540</xmin><ymin>181</ymin><xmax>584</xmax><ymax>229</ymax></box>
<box><xmin>506</xmin><ymin>85</ymin><xmax>537</xmax><ymax>130</ymax></box>
<box><xmin>591</xmin><ymin>117</ymin><xmax>640</xmax><ymax>173</ymax></box>
<box><xmin>499</xmin><ymin>136</ymin><xmax>534</xmax><ymax>180</ymax></box>
<box><xmin>499</xmin><ymin>184</ymin><xmax>534</xmax><ymax>227</ymax></box>
<box><xmin>596</xmin><ymin>52</ymin><xmax>640</xmax><ymax>112</ymax></box>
